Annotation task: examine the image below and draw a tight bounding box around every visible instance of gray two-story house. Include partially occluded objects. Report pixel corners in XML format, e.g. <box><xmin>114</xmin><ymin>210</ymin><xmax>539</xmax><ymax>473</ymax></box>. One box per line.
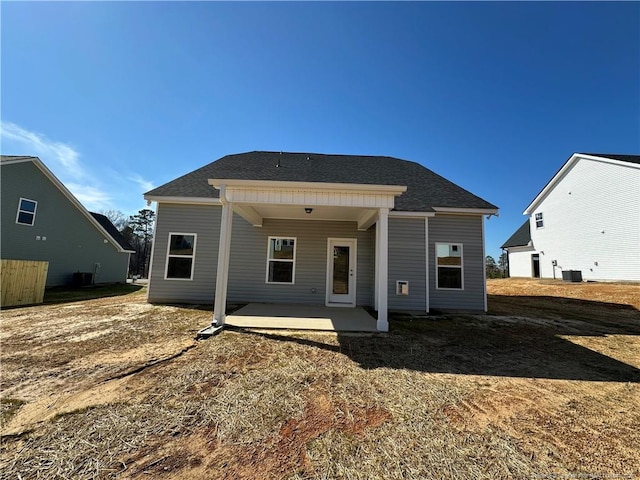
<box><xmin>1</xmin><ymin>155</ymin><xmax>134</xmax><ymax>286</ymax></box>
<box><xmin>144</xmin><ymin>151</ymin><xmax>498</xmax><ymax>332</ymax></box>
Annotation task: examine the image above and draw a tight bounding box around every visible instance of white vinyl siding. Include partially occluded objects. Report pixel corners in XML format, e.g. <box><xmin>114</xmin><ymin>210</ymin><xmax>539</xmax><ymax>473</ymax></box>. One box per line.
<box><xmin>506</xmin><ymin>247</ymin><xmax>538</xmax><ymax>277</ymax></box>
<box><xmin>529</xmin><ymin>158</ymin><xmax>640</xmax><ymax>281</ymax></box>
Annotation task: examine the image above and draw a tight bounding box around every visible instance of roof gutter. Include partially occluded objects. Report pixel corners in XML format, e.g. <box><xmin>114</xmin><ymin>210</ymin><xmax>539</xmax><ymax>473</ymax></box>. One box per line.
<box><xmin>432</xmin><ymin>207</ymin><xmax>499</xmax><ymax>217</ymax></box>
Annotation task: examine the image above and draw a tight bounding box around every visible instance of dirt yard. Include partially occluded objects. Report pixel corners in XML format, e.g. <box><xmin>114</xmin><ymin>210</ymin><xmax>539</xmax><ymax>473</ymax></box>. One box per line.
<box><xmin>1</xmin><ymin>279</ymin><xmax>639</xmax><ymax>479</ymax></box>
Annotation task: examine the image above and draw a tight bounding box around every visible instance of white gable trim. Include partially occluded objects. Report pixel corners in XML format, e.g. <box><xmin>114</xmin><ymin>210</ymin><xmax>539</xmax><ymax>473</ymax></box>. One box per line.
<box><xmin>3</xmin><ymin>156</ymin><xmax>135</xmax><ymax>253</ymax></box>
<box><xmin>524</xmin><ymin>153</ymin><xmax>640</xmax><ymax>215</ymax></box>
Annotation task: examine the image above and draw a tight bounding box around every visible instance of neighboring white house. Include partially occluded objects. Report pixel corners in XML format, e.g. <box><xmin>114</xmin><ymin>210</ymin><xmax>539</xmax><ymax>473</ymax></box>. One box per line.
<box><xmin>502</xmin><ymin>153</ymin><xmax>640</xmax><ymax>282</ymax></box>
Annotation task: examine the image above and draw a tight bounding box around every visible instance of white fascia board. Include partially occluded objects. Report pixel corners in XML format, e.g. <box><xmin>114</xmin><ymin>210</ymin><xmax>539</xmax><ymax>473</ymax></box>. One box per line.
<box><xmin>0</xmin><ymin>156</ymin><xmax>39</xmax><ymax>165</ymax></box>
<box><xmin>29</xmin><ymin>158</ymin><xmax>133</xmax><ymax>253</ymax></box>
<box><xmin>524</xmin><ymin>154</ymin><xmax>579</xmax><ymax>215</ymax></box>
<box><xmin>144</xmin><ymin>195</ymin><xmax>221</xmax><ymax>205</ymax></box>
<box><xmin>432</xmin><ymin>207</ymin><xmax>499</xmax><ymax>215</ymax></box>
<box><xmin>207</xmin><ymin>178</ymin><xmax>407</xmax><ymax>196</ymax></box>
<box><xmin>389</xmin><ymin>211</ymin><xmax>435</xmax><ymax>218</ymax></box>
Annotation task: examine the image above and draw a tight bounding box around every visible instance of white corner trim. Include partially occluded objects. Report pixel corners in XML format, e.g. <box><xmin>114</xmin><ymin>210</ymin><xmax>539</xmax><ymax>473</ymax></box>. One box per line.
<box><xmin>481</xmin><ymin>216</ymin><xmax>487</xmax><ymax>312</ymax></box>
<box><xmin>425</xmin><ymin>217</ymin><xmax>429</xmax><ymax>313</ymax></box>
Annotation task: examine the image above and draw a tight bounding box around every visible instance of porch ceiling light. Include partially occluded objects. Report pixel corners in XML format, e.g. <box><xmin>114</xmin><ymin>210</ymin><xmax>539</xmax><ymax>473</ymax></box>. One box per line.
<box><xmin>305</xmin><ymin>208</ymin><xmax>313</xmax><ymax>214</ymax></box>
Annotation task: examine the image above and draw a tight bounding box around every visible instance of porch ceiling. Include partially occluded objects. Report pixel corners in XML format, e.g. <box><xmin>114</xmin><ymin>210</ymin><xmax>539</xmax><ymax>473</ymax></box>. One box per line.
<box><xmin>235</xmin><ymin>204</ymin><xmax>378</xmax><ymax>227</ymax></box>
<box><xmin>210</xmin><ymin>179</ymin><xmax>405</xmax><ymax>230</ymax></box>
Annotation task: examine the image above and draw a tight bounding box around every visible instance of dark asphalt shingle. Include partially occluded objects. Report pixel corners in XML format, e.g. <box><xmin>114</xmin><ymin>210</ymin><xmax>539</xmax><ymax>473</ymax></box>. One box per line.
<box><xmin>582</xmin><ymin>153</ymin><xmax>640</xmax><ymax>164</ymax></box>
<box><xmin>90</xmin><ymin>212</ymin><xmax>135</xmax><ymax>251</ymax></box>
<box><xmin>501</xmin><ymin>220</ymin><xmax>531</xmax><ymax>249</ymax></box>
<box><xmin>145</xmin><ymin>151</ymin><xmax>497</xmax><ymax>212</ymax></box>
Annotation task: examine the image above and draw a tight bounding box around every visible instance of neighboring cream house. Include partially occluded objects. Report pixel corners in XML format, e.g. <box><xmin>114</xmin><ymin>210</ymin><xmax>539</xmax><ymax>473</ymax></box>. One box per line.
<box><xmin>502</xmin><ymin>153</ymin><xmax>640</xmax><ymax>281</ymax></box>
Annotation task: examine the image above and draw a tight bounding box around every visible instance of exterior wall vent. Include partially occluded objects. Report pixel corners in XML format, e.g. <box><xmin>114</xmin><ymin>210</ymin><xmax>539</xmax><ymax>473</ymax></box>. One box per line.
<box><xmin>396</xmin><ymin>280</ymin><xmax>409</xmax><ymax>295</ymax></box>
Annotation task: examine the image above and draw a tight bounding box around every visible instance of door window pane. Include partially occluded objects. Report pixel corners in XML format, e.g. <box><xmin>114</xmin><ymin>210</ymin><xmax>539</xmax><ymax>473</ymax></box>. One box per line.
<box><xmin>332</xmin><ymin>246</ymin><xmax>350</xmax><ymax>294</ymax></box>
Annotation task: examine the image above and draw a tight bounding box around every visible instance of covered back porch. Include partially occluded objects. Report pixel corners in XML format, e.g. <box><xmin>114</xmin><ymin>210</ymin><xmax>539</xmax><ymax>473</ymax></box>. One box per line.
<box><xmin>210</xmin><ymin>178</ymin><xmax>407</xmax><ymax>332</ymax></box>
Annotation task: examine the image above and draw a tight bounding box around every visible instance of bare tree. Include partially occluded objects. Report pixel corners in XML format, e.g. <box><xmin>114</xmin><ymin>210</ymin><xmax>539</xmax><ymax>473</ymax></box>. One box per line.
<box><xmin>99</xmin><ymin>209</ymin><xmax>129</xmax><ymax>232</ymax></box>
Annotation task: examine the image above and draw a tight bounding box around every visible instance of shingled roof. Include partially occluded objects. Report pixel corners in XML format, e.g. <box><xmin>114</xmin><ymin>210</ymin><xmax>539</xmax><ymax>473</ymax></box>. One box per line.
<box><xmin>145</xmin><ymin>151</ymin><xmax>497</xmax><ymax>212</ymax></box>
<box><xmin>583</xmin><ymin>153</ymin><xmax>640</xmax><ymax>164</ymax></box>
<box><xmin>501</xmin><ymin>220</ymin><xmax>531</xmax><ymax>249</ymax></box>
<box><xmin>90</xmin><ymin>212</ymin><xmax>135</xmax><ymax>251</ymax></box>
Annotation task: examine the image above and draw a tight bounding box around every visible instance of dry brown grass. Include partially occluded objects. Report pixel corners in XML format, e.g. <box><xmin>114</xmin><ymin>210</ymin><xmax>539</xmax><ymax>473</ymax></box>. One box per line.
<box><xmin>1</xmin><ymin>281</ymin><xmax>639</xmax><ymax>479</ymax></box>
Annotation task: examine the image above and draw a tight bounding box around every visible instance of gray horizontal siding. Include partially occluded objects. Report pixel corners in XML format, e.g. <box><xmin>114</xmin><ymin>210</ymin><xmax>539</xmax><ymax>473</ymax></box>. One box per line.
<box><xmin>387</xmin><ymin>218</ymin><xmax>426</xmax><ymax>311</ymax></box>
<box><xmin>148</xmin><ymin>205</ymin><xmax>375</xmax><ymax>306</ymax></box>
<box><xmin>428</xmin><ymin>215</ymin><xmax>485</xmax><ymax>311</ymax></box>
<box><xmin>228</xmin><ymin>218</ymin><xmax>374</xmax><ymax>306</ymax></box>
<box><xmin>1</xmin><ymin>161</ymin><xmax>130</xmax><ymax>286</ymax></box>
<box><xmin>147</xmin><ymin>203</ymin><xmax>220</xmax><ymax>303</ymax></box>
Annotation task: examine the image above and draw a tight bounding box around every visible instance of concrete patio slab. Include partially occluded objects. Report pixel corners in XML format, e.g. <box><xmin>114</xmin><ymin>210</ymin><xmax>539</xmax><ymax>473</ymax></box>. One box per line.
<box><xmin>226</xmin><ymin>303</ymin><xmax>378</xmax><ymax>332</ymax></box>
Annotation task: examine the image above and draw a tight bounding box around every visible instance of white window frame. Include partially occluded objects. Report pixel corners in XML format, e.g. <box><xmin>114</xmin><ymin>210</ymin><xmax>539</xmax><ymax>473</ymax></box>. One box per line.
<box><xmin>535</xmin><ymin>212</ymin><xmax>544</xmax><ymax>229</ymax></box>
<box><xmin>16</xmin><ymin>197</ymin><xmax>38</xmax><ymax>226</ymax></box>
<box><xmin>435</xmin><ymin>242</ymin><xmax>464</xmax><ymax>290</ymax></box>
<box><xmin>164</xmin><ymin>232</ymin><xmax>197</xmax><ymax>281</ymax></box>
<box><xmin>266</xmin><ymin>236</ymin><xmax>297</xmax><ymax>284</ymax></box>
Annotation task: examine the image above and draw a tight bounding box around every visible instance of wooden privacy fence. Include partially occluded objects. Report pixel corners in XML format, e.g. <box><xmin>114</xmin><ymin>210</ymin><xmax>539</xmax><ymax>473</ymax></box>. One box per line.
<box><xmin>1</xmin><ymin>259</ymin><xmax>49</xmax><ymax>307</ymax></box>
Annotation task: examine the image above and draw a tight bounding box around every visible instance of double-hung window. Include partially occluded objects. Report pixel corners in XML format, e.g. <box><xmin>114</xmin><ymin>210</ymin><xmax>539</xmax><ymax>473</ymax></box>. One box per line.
<box><xmin>16</xmin><ymin>198</ymin><xmax>37</xmax><ymax>226</ymax></box>
<box><xmin>165</xmin><ymin>233</ymin><xmax>197</xmax><ymax>280</ymax></box>
<box><xmin>535</xmin><ymin>212</ymin><xmax>544</xmax><ymax>229</ymax></box>
<box><xmin>266</xmin><ymin>237</ymin><xmax>296</xmax><ymax>284</ymax></box>
<box><xmin>436</xmin><ymin>243</ymin><xmax>464</xmax><ymax>290</ymax></box>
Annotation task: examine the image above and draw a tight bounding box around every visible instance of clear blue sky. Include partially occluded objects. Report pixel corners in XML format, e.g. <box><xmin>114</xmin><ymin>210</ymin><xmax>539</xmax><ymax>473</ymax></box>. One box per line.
<box><xmin>2</xmin><ymin>2</ymin><xmax>638</xmax><ymax>259</ymax></box>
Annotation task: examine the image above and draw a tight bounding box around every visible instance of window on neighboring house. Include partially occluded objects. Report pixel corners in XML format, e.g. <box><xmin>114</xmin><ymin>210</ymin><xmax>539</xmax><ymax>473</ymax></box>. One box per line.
<box><xmin>535</xmin><ymin>212</ymin><xmax>544</xmax><ymax>229</ymax></box>
<box><xmin>266</xmin><ymin>237</ymin><xmax>296</xmax><ymax>284</ymax></box>
<box><xmin>436</xmin><ymin>243</ymin><xmax>463</xmax><ymax>289</ymax></box>
<box><xmin>165</xmin><ymin>233</ymin><xmax>197</xmax><ymax>280</ymax></box>
<box><xmin>16</xmin><ymin>198</ymin><xmax>37</xmax><ymax>226</ymax></box>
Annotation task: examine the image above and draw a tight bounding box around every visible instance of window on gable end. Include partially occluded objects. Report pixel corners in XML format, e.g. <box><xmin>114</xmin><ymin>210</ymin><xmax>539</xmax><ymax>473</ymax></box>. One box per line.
<box><xmin>16</xmin><ymin>198</ymin><xmax>37</xmax><ymax>226</ymax></box>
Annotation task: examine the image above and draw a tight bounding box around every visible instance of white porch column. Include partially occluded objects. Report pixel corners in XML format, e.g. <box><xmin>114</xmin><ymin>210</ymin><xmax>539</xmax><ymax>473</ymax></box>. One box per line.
<box><xmin>213</xmin><ymin>186</ymin><xmax>233</xmax><ymax>326</ymax></box>
<box><xmin>374</xmin><ymin>220</ymin><xmax>380</xmax><ymax>310</ymax></box>
<box><xmin>376</xmin><ymin>208</ymin><xmax>389</xmax><ymax>332</ymax></box>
